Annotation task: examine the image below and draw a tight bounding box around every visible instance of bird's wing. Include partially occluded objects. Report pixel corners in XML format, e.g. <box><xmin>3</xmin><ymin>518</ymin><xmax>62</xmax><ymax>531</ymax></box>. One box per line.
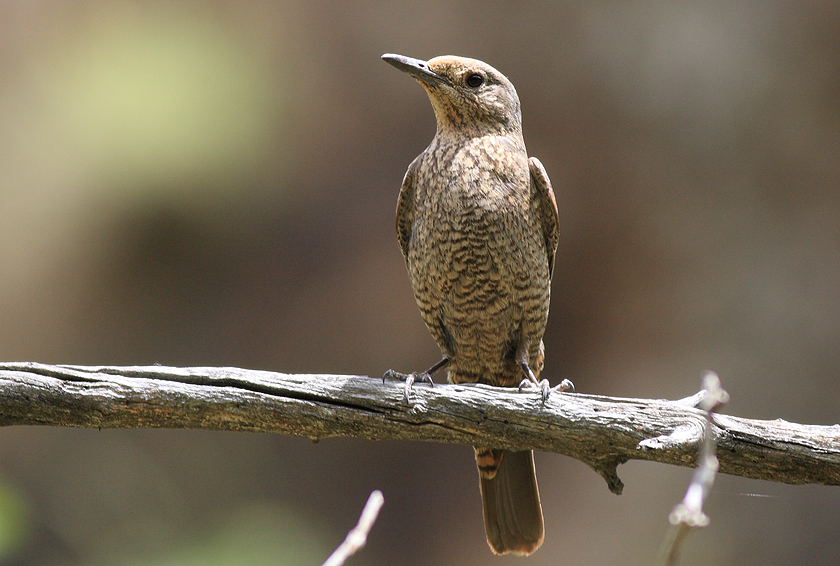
<box><xmin>395</xmin><ymin>157</ymin><xmax>419</xmax><ymax>261</ymax></box>
<box><xmin>528</xmin><ymin>156</ymin><xmax>559</xmax><ymax>279</ymax></box>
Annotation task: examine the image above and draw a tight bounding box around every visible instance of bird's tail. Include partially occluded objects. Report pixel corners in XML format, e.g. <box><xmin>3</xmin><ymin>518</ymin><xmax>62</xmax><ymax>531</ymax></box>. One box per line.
<box><xmin>475</xmin><ymin>447</ymin><xmax>545</xmax><ymax>555</ymax></box>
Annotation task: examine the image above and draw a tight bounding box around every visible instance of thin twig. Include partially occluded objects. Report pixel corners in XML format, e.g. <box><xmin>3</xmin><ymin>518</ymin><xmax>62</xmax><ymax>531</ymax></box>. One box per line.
<box><xmin>656</xmin><ymin>372</ymin><xmax>730</xmax><ymax>566</ymax></box>
<box><xmin>322</xmin><ymin>490</ymin><xmax>385</xmax><ymax>566</ymax></box>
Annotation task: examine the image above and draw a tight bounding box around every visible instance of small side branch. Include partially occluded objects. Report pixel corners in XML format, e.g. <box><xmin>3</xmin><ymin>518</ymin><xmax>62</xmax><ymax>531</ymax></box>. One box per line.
<box><xmin>322</xmin><ymin>490</ymin><xmax>384</xmax><ymax>566</ymax></box>
<box><xmin>657</xmin><ymin>373</ymin><xmax>729</xmax><ymax>566</ymax></box>
<box><xmin>0</xmin><ymin>363</ymin><xmax>838</xmax><ymax>490</ymax></box>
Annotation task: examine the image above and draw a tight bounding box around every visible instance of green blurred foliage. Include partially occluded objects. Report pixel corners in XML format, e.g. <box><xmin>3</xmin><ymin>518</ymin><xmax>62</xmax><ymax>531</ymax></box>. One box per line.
<box><xmin>0</xmin><ymin>479</ymin><xmax>30</xmax><ymax>561</ymax></box>
<box><xmin>109</xmin><ymin>504</ymin><xmax>329</xmax><ymax>566</ymax></box>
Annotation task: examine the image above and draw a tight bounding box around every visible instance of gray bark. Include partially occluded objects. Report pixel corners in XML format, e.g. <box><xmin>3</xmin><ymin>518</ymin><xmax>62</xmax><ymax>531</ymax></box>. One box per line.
<box><xmin>1</xmin><ymin>362</ymin><xmax>838</xmax><ymax>494</ymax></box>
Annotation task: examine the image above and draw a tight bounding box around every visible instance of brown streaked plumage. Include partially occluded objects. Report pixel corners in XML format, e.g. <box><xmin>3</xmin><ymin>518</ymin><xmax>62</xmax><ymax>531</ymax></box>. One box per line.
<box><xmin>382</xmin><ymin>53</ymin><xmax>560</xmax><ymax>556</ymax></box>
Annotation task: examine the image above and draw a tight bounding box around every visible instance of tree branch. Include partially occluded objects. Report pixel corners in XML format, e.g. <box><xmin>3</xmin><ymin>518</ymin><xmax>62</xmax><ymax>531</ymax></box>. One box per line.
<box><xmin>1</xmin><ymin>362</ymin><xmax>838</xmax><ymax>492</ymax></box>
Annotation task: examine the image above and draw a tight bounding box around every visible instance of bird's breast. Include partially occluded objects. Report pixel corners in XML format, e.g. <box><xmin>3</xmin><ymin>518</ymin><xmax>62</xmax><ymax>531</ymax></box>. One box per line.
<box><xmin>417</xmin><ymin>136</ymin><xmax>529</xmax><ymax>208</ymax></box>
<box><xmin>407</xmin><ymin>137</ymin><xmax>547</xmax><ymax>300</ymax></box>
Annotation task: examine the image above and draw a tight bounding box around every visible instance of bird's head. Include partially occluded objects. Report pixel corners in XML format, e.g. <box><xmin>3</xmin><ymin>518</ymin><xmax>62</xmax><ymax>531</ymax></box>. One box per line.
<box><xmin>382</xmin><ymin>54</ymin><xmax>522</xmax><ymax>137</ymax></box>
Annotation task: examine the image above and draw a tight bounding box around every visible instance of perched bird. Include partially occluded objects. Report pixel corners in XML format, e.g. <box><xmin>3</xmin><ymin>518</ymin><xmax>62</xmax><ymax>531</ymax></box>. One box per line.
<box><xmin>381</xmin><ymin>53</ymin><xmax>566</xmax><ymax>556</ymax></box>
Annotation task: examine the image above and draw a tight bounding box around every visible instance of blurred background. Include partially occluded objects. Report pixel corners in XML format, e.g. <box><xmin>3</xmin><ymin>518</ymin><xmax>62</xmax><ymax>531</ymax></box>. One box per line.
<box><xmin>0</xmin><ymin>0</ymin><xmax>838</xmax><ymax>565</ymax></box>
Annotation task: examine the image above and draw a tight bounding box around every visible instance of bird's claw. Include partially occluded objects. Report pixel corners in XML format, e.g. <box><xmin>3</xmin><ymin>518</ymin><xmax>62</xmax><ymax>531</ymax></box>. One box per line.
<box><xmin>517</xmin><ymin>378</ymin><xmax>551</xmax><ymax>401</ymax></box>
<box><xmin>382</xmin><ymin>369</ymin><xmax>434</xmax><ymax>403</ymax></box>
<box><xmin>554</xmin><ymin>378</ymin><xmax>575</xmax><ymax>393</ymax></box>
<box><xmin>518</xmin><ymin>377</ymin><xmax>575</xmax><ymax>402</ymax></box>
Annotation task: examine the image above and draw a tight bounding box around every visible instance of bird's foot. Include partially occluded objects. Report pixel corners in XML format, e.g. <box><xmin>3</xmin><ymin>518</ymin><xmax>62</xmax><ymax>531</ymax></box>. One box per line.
<box><xmin>518</xmin><ymin>377</ymin><xmax>575</xmax><ymax>402</ymax></box>
<box><xmin>518</xmin><ymin>378</ymin><xmax>550</xmax><ymax>401</ymax></box>
<box><xmin>382</xmin><ymin>357</ymin><xmax>449</xmax><ymax>403</ymax></box>
<box><xmin>382</xmin><ymin>369</ymin><xmax>435</xmax><ymax>404</ymax></box>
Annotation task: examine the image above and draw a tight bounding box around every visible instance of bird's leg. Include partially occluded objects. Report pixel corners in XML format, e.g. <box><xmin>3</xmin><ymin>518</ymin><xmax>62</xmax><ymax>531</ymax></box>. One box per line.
<box><xmin>515</xmin><ymin>342</ymin><xmax>574</xmax><ymax>401</ymax></box>
<box><xmin>515</xmin><ymin>341</ymin><xmax>550</xmax><ymax>401</ymax></box>
<box><xmin>383</xmin><ymin>356</ymin><xmax>449</xmax><ymax>403</ymax></box>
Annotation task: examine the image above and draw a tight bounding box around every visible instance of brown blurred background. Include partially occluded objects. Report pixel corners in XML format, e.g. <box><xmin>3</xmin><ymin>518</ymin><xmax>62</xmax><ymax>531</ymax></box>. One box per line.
<box><xmin>0</xmin><ymin>1</ymin><xmax>838</xmax><ymax>565</ymax></box>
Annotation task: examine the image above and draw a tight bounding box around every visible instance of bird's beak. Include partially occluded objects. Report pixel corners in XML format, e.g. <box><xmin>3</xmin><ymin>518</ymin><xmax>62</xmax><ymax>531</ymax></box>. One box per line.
<box><xmin>382</xmin><ymin>53</ymin><xmax>446</xmax><ymax>86</ymax></box>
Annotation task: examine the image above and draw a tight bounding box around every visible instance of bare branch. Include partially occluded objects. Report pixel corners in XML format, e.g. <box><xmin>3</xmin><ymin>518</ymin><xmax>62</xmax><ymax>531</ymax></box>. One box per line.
<box><xmin>0</xmin><ymin>362</ymin><xmax>838</xmax><ymax>491</ymax></box>
<box><xmin>322</xmin><ymin>490</ymin><xmax>384</xmax><ymax>566</ymax></box>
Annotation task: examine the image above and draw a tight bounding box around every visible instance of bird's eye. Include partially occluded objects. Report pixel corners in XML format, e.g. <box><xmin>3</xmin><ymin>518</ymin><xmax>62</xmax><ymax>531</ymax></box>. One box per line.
<box><xmin>466</xmin><ymin>73</ymin><xmax>484</xmax><ymax>88</ymax></box>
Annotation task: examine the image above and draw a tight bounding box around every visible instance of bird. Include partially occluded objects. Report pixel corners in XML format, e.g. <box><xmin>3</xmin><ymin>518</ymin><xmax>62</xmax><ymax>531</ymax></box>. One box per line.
<box><xmin>381</xmin><ymin>53</ymin><xmax>567</xmax><ymax>556</ymax></box>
